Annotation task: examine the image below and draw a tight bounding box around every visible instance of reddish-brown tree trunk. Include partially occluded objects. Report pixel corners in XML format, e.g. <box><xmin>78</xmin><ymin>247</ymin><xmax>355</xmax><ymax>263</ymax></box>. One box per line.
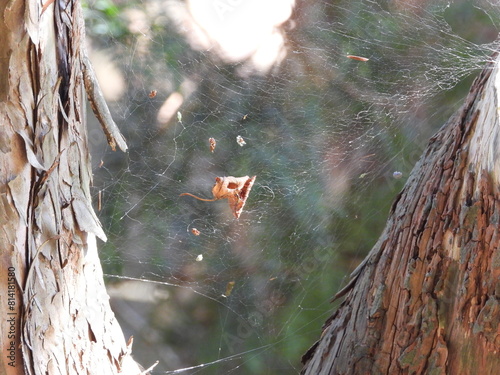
<box><xmin>302</xmin><ymin>54</ymin><xmax>500</xmax><ymax>374</ymax></box>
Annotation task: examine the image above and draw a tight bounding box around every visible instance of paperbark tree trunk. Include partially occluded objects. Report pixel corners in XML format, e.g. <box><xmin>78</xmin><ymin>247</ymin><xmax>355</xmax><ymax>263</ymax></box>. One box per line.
<box><xmin>0</xmin><ymin>1</ymin><xmax>142</xmax><ymax>374</ymax></box>
<box><xmin>301</xmin><ymin>54</ymin><xmax>500</xmax><ymax>374</ymax></box>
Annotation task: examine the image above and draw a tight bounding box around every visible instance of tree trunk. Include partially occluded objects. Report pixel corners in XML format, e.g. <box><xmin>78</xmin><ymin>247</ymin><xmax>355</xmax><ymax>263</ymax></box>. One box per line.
<box><xmin>301</xmin><ymin>54</ymin><xmax>500</xmax><ymax>374</ymax></box>
<box><xmin>0</xmin><ymin>1</ymin><xmax>142</xmax><ymax>374</ymax></box>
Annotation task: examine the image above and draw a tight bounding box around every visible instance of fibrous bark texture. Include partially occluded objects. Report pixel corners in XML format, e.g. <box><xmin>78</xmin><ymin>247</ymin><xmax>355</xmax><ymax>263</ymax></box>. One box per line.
<box><xmin>0</xmin><ymin>1</ymin><xmax>141</xmax><ymax>374</ymax></box>
<box><xmin>302</xmin><ymin>55</ymin><xmax>500</xmax><ymax>374</ymax></box>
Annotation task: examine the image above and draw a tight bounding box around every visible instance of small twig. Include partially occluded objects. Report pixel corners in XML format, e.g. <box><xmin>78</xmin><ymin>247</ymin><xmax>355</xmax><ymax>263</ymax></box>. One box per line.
<box><xmin>140</xmin><ymin>361</ymin><xmax>159</xmax><ymax>375</ymax></box>
<box><xmin>82</xmin><ymin>55</ymin><xmax>128</xmax><ymax>152</ymax></box>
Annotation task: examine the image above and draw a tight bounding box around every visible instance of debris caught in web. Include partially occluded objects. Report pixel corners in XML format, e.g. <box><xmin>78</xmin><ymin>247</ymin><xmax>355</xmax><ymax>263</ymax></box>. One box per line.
<box><xmin>346</xmin><ymin>55</ymin><xmax>369</xmax><ymax>62</ymax></box>
<box><xmin>222</xmin><ymin>281</ymin><xmax>235</xmax><ymax>297</ymax></box>
<box><xmin>236</xmin><ymin>135</ymin><xmax>246</xmax><ymax>147</ymax></box>
<box><xmin>209</xmin><ymin>137</ymin><xmax>216</xmax><ymax>153</ymax></box>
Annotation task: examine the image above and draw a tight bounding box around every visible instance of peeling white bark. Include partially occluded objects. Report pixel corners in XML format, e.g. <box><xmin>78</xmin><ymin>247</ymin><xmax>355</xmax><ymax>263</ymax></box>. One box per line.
<box><xmin>467</xmin><ymin>59</ymin><xmax>500</xmax><ymax>183</ymax></box>
<box><xmin>0</xmin><ymin>1</ymin><xmax>143</xmax><ymax>374</ymax></box>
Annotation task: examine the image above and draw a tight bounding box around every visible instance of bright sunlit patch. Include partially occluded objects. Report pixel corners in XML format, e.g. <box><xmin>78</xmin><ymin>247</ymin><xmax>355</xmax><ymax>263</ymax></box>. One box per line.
<box><xmin>157</xmin><ymin>92</ymin><xmax>184</xmax><ymax>126</ymax></box>
<box><xmin>182</xmin><ymin>0</ymin><xmax>295</xmax><ymax>73</ymax></box>
<box><xmin>89</xmin><ymin>49</ymin><xmax>126</xmax><ymax>102</ymax></box>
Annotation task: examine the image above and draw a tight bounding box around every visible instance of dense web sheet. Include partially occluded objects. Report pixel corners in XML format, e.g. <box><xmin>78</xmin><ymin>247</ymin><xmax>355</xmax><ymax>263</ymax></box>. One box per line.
<box><xmin>84</xmin><ymin>0</ymin><xmax>499</xmax><ymax>373</ymax></box>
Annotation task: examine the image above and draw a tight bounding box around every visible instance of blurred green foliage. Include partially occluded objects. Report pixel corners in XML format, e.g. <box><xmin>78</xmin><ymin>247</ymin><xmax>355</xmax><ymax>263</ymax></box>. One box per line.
<box><xmin>83</xmin><ymin>0</ymin><xmax>130</xmax><ymax>38</ymax></box>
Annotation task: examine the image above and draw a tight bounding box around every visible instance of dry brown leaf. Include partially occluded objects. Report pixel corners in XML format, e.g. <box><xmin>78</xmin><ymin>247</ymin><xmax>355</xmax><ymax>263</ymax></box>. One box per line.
<box><xmin>180</xmin><ymin>175</ymin><xmax>256</xmax><ymax>218</ymax></box>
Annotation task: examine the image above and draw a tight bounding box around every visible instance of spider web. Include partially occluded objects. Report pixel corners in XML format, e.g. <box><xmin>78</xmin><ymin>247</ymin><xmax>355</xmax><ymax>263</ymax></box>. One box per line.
<box><xmin>83</xmin><ymin>0</ymin><xmax>500</xmax><ymax>373</ymax></box>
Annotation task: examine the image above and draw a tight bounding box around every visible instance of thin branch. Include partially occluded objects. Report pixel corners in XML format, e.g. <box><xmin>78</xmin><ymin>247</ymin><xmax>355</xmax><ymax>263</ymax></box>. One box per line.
<box><xmin>82</xmin><ymin>55</ymin><xmax>128</xmax><ymax>152</ymax></box>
